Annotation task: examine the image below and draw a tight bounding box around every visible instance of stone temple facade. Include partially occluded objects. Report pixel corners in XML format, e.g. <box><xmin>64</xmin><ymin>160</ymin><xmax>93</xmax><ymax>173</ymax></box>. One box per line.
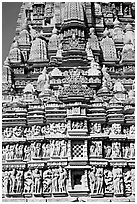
<box><xmin>2</xmin><ymin>2</ymin><xmax>135</xmax><ymax>202</ymax></box>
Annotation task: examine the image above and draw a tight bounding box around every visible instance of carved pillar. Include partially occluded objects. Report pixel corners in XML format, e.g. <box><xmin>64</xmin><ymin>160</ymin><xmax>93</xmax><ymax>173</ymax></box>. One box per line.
<box><xmin>84</xmin><ymin>140</ymin><xmax>88</xmax><ymax>159</ymax></box>
<box><xmin>67</xmin><ymin>169</ymin><xmax>72</xmax><ymax>191</ymax></box>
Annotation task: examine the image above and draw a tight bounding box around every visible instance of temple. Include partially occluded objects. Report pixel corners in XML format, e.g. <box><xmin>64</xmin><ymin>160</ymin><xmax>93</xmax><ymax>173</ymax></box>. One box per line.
<box><xmin>2</xmin><ymin>2</ymin><xmax>135</xmax><ymax>202</ymax></box>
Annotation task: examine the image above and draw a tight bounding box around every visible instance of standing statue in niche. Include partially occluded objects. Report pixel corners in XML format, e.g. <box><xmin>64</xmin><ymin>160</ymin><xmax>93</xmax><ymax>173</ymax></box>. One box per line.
<box><xmin>60</xmin><ymin>140</ymin><xmax>67</xmax><ymax>157</ymax></box>
<box><xmin>43</xmin><ymin>169</ymin><xmax>52</xmax><ymax>193</ymax></box>
<box><xmin>104</xmin><ymin>143</ymin><xmax>112</xmax><ymax>158</ymax></box>
<box><xmin>3</xmin><ymin>171</ymin><xmax>10</xmax><ymax>194</ymax></box>
<box><xmin>112</xmin><ymin>142</ymin><xmax>121</xmax><ymax>158</ymax></box>
<box><xmin>113</xmin><ymin>79</ymin><xmax>125</xmax><ymax>92</ymax></box>
<box><xmin>9</xmin><ymin>169</ymin><xmax>16</xmax><ymax>193</ymax></box>
<box><xmin>96</xmin><ymin>168</ymin><xmax>103</xmax><ymax>194</ymax></box>
<box><xmin>24</xmin><ymin>145</ymin><xmax>31</xmax><ymax>160</ymax></box>
<box><xmin>9</xmin><ymin>145</ymin><xmax>15</xmax><ymax>160</ymax></box>
<box><xmin>33</xmin><ymin>168</ymin><xmax>42</xmax><ymax>194</ymax></box>
<box><xmin>86</xmin><ymin>42</ymin><xmax>94</xmax><ymax>61</ymax></box>
<box><xmin>16</xmin><ymin>170</ymin><xmax>23</xmax><ymax>193</ymax></box>
<box><xmin>42</xmin><ymin>143</ymin><xmax>51</xmax><ymax>157</ymax></box>
<box><xmin>24</xmin><ymin>169</ymin><xmax>33</xmax><ymax>193</ymax></box>
<box><xmin>58</xmin><ymin>166</ymin><xmax>67</xmax><ymax>192</ymax></box>
<box><xmin>5</xmin><ymin>145</ymin><xmax>10</xmax><ymax>160</ymax></box>
<box><xmin>35</xmin><ymin>143</ymin><xmax>41</xmax><ymax>157</ymax></box>
<box><xmin>113</xmin><ymin>168</ymin><xmax>123</xmax><ymax>194</ymax></box>
<box><xmin>37</xmin><ymin>67</ymin><xmax>50</xmax><ymax>92</ymax></box>
<box><xmin>88</xmin><ymin>167</ymin><xmax>96</xmax><ymax>194</ymax></box>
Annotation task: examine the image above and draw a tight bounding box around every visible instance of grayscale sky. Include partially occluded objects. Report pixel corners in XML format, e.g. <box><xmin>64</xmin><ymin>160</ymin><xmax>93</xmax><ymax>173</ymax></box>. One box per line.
<box><xmin>2</xmin><ymin>2</ymin><xmax>22</xmax><ymax>65</ymax></box>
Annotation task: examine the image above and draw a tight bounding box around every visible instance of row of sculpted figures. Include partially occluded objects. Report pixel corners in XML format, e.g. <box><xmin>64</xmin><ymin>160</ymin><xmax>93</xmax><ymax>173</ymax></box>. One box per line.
<box><xmin>2</xmin><ymin>123</ymin><xmax>135</xmax><ymax>140</ymax></box>
<box><xmin>2</xmin><ymin>140</ymin><xmax>135</xmax><ymax>161</ymax></box>
<box><xmin>2</xmin><ymin>166</ymin><xmax>135</xmax><ymax>196</ymax></box>
<box><xmin>2</xmin><ymin>140</ymin><xmax>68</xmax><ymax>161</ymax></box>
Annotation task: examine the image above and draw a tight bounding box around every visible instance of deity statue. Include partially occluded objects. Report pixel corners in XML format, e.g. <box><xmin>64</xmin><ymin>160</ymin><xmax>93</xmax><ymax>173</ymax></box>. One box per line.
<box><xmin>81</xmin><ymin>174</ymin><xmax>87</xmax><ymax>189</ymax></box>
<box><xmin>86</xmin><ymin>42</ymin><xmax>94</xmax><ymax>61</ymax></box>
<box><xmin>16</xmin><ymin>170</ymin><xmax>23</xmax><ymax>193</ymax></box>
<box><xmin>104</xmin><ymin>169</ymin><xmax>114</xmax><ymax>193</ymax></box>
<box><xmin>33</xmin><ymin>168</ymin><xmax>42</xmax><ymax>194</ymax></box>
<box><xmin>30</xmin><ymin>142</ymin><xmax>36</xmax><ymax>158</ymax></box>
<box><xmin>96</xmin><ymin>168</ymin><xmax>103</xmax><ymax>194</ymax></box>
<box><xmin>58</xmin><ymin>166</ymin><xmax>67</xmax><ymax>192</ymax></box>
<box><xmin>113</xmin><ymin>168</ymin><xmax>123</xmax><ymax>194</ymax></box>
<box><xmin>2</xmin><ymin>146</ymin><xmax>6</xmax><ymax>161</ymax></box>
<box><xmin>24</xmin><ymin>169</ymin><xmax>33</xmax><ymax>193</ymax></box>
<box><xmin>50</xmin><ymin>140</ymin><xmax>56</xmax><ymax>157</ymax></box>
<box><xmin>43</xmin><ymin>169</ymin><xmax>52</xmax><ymax>193</ymax></box>
<box><xmin>113</xmin><ymin>79</ymin><xmax>125</xmax><ymax>92</ymax></box>
<box><xmin>123</xmin><ymin>144</ymin><xmax>130</xmax><ymax>158</ymax></box>
<box><xmin>9</xmin><ymin>169</ymin><xmax>16</xmax><ymax>193</ymax></box>
<box><xmin>88</xmin><ymin>167</ymin><xmax>96</xmax><ymax>194</ymax></box>
<box><xmin>56</xmin><ymin>43</ymin><xmax>63</xmax><ymax>58</ymax></box>
<box><xmin>37</xmin><ymin>67</ymin><xmax>50</xmax><ymax>92</ymax></box>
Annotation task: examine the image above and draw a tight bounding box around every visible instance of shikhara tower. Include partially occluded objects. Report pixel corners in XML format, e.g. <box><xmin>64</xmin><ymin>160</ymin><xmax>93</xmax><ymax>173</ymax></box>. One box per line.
<box><xmin>2</xmin><ymin>2</ymin><xmax>135</xmax><ymax>202</ymax></box>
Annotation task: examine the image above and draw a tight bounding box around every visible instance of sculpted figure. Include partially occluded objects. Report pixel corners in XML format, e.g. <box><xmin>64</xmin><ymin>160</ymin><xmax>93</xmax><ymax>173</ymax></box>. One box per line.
<box><xmin>54</xmin><ymin>140</ymin><xmax>61</xmax><ymax>156</ymax></box>
<box><xmin>42</xmin><ymin>143</ymin><xmax>50</xmax><ymax>157</ymax></box>
<box><xmin>16</xmin><ymin>170</ymin><xmax>23</xmax><ymax>193</ymax></box>
<box><xmin>113</xmin><ymin>168</ymin><xmax>123</xmax><ymax>194</ymax></box>
<box><xmin>113</xmin><ymin>79</ymin><xmax>125</xmax><ymax>92</ymax></box>
<box><xmin>58</xmin><ymin>166</ymin><xmax>67</xmax><ymax>192</ymax></box>
<box><xmin>24</xmin><ymin>145</ymin><xmax>31</xmax><ymax>160</ymax></box>
<box><xmin>131</xmin><ymin>169</ymin><xmax>135</xmax><ymax>195</ymax></box>
<box><xmin>104</xmin><ymin>169</ymin><xmax>114</xmax><ymax>193</ymax></box>
<box><xmin>3</xmin><ymin>171</ymin><xmax>10</xmax><ymax>194</ymax></box>
<box><xmin>32</xmin><ymin>125</ymin><xmax>41</xmax><ymax>137</ymax></box>
<box><xmin>37</xmin><ymin>67</ymin><xmax>50</xmax><ymax>92</ymax></box>
<box><xmin>86</xmin><ymin>42</ymin><xmax>94</xmax><ymax>61</ymax></box>
<box><xmin>50</xmin><ymin>140</ymin><xmax>55</xmax><ymax>157</ymax></box>
<box><xmin>81</xmin><ymin>174</ymin><xmax>87</xmax><ymax>188</ymax></box>
<box><xmin>94</xmin><ymin>123</ymin><xmax>102</xmax><ymax>134</ymax></box>
<box><xmin>24</xmin><ymin>169</ymin><xmax>33</xmax><ymax>193</ymax></box>
<box><xmin>96</xmin><ymin>168</ymin><xmax>103</xmax><ymax>194</ymax></box>
<box><xmin>5</xmin><ymin>145</ymin><xmax>10</xmax><ymax>160</ymax></box>
<box><xmin>52</xmin><ymin>169</ymin><xmax>59</xmax><ymax>192</ymax></box>
<box><xmin>90</xmin><ymin>143</ymin><xmax>96</xmax><ymax>156</ymax></box>
<box><xmin>60</xmin><ymin>140</ymin><xmax>67</xmax><ymax>157</ymax></box>
<box><xmin>13</xmin><ymin>126</ymin><xmax>23</xmax><ymax>138</ymax></box>
<box><xmin>130</xmin><ymin>143</ymin><xmax>135</xmax><ymax>158</ymax></box>
<box><xmin>30</xmin><ymin>142</ymin><xmax>36</xmax><ymax>158</ymax></box>
<box><xmin>123</xmin><ymin>144</ymin><xmax>130</xmax><ymax>158</ymax></box>
<box><xmin>123</xmin><ymin>168</ymin><xmax>131</xmax><ymax>194</ymax></box>
<box><xmin>104</xmin><ymin>144</ymin><xmax>112</xmax><ymax>158</ymax></box>
<box><xmin>24</xmin><ymin>127</ymin><xmax>31</xmax><ymax>138</ymax></box>
<box><xmin>3</xmin><ymin>127</ymin><xmax>13</xmax><ymax>138</ymax></box>
<box><xmin>9</xmin><ymin>145</ymin><xmax>15</xmax><ymax>160</ymax></box>
<box><xmin>43</xmin><ymin>169</ymin><xmax>52</xmax><ymax>193</ymax></box>
<box><xmin>95</xmin><ymin>142</ymin><xmax>102</xmax><ymax>156</ymax></box>
<box><xmin>2</xmin><ymin>146</ymin><xmax>6</xmax><ymax>161</ymax></box>
<box><xmin>35</xmin><ymin>143</ymin><xmax>41</xmax><ymax>157</ymax></box>
<box><xmin>33</xmin><ymin>168</ymin><xmax>42</xmax><ymax>193</ymax></box>
<box><xmin>112</xmin><ymin>142</ymin><xmax>121</xmax><ymax>158</ymax></box>
<box><xmin>129</xmin><ymin>125</ymin><xmax>135</xmax><ymax>135</ymax></box>
<box><xmin>9</xmin><ymin>169</ymin><xmax>16</xmax><ymax>193</ymax></box>
<box><xmin>88</xmin><ymin>167</ymin><xmax>96</xmax><ymax>194</ymax></box>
